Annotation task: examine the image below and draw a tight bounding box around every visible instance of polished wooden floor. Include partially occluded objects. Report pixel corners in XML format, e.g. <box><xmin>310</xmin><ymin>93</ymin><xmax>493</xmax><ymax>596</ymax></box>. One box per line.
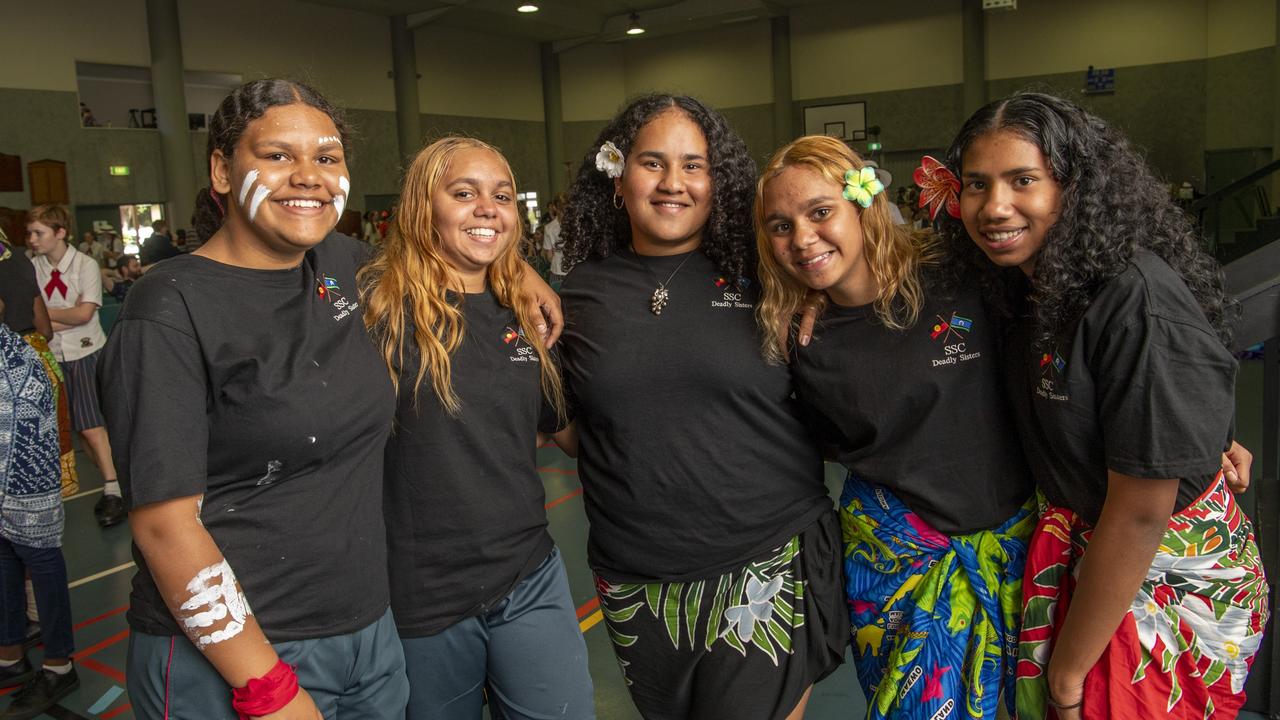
<box><xmin>4</xmin><ymin>358</ymin><xmax>1269</xmax><ymax>719</ymax></box>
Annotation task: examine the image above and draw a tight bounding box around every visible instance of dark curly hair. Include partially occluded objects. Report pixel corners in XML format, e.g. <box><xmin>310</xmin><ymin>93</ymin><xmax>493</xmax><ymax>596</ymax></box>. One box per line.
<box><xmin>937</xmin><ymin>92</ymin><xmax>1235</xmax><ymax>347</ymax></box>
<box><xmin>560</xmin><ymin>94</ymin><xmax>758</xmax><ymax>280</ymax></box>
<box><xmin>194</xmin><ymin>78</ymin><xmax>352</xmax><ymax>240</ymax></box>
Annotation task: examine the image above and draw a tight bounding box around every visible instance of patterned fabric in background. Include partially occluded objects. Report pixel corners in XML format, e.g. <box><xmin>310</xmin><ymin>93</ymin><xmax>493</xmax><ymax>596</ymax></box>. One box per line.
<box><xmin>21</xmin><ymin>332</ymin><xmax>78</xmax><ymax>497</ymax></box>
<box><xmin>0</xmin><ymin>325</ymin><xmax>64</xmax><ymax>548</ymax></box>
<box><xmin>841</xmin><ymin>475</ymin><xmax>1034</xmax><ymax>719</ymax></box>
<box><xmin>1017</xmin><ymin>475</ymin><xmax>1270</xmax><ymax>719</ymax></box>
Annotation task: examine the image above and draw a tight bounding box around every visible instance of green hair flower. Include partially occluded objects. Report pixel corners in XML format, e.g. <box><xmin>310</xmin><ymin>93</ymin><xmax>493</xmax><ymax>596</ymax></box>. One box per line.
<box><xmin>843</xmin><ymin>167</ymin><xmax>884</xmax><ymax>209</ymax></box>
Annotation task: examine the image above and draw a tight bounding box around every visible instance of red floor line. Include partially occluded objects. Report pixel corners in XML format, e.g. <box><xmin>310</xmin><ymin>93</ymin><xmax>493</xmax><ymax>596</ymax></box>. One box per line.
<box><xmin>73</xmin><ymin>629</ymin><xmax>130</xmax><ymax>660</ymax></box>
<box><xmin>575</xmin><ymin>596</ymin><xmax>599</xmax><ymax>619</ymax></box>
<box><xmin>100</xmin><ymin>702</ymin><xmax>132</xmax><ymax>720</ymax></box>
<box><xmin>544</xmin><ymin>487</ymin><xmax>584</xmax><ymax>510</ymax></box>
<box><xmin>537</xmin><ymin>466</ymin><xmax>578</xmax><ymax>476</ymax></box>
<box><xmin>78</xmin><ymin>656</ymin><xmax>126</xmax><ymax>684</ymax></box>
<box><xmin>73</xmin><ymin>605</ymin><xmax>129</xmax><ymax>631</ymax></box>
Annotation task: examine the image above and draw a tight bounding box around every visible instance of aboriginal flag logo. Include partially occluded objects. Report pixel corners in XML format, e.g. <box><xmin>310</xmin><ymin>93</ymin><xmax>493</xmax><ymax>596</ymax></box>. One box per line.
<box><xmin>502</xmin><ymin>325</ymin><xmax>530</xmax><ymax>348</ymax></box>
<box><xmin>929</xmin><ymin>312</ymin><xmax>973</xmax><ymax>344</ymax></box>
<box><xmin>1039</xmin><ymin>349</ymin><xmax>1067</xmax><ymax>377</ymax></box>
<box><xmin>714</xmin><ymin>275</ymin><xmax>751</xmax><ymax>290</ymax></box>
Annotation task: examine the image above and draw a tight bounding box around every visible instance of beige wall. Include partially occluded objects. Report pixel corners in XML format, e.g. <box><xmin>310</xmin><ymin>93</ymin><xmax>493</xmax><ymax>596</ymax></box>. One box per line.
<box><xmin>0</xmin><ymin>0</ymin><xmax>150</xmax><ymax>91</ymax></box>
<box><xmin>560</xmin><ymin>44</ymin><xmax>628</xmax><ymax>122</ymax></box>
<box><xmin>790</xmin><ymin>1</ymin><xmax>964</xmax><ymax>100</ymax></box>
<box><xmin>1208</xmin><ymin>0</ymin><xmax>1277</xmax><ymax>57</ymax></box>
<box><xmin>987</xmin><ymin>0</ymin><xmax>1208</xmax><ymax>79</ymax></box>
<box><xmin>415</xmin><ymin>24</ymin><xmax>545</xmax><ymax>121</ymax></box>
<box><xmin>560</xmin><ymin>20</ymin><xmax>774</xmax><ymax>121</ymax></box>
<box><xmin>179</xmin><ymin>0</ymin><xmax>395</xmax><ymax>111</ymax></box>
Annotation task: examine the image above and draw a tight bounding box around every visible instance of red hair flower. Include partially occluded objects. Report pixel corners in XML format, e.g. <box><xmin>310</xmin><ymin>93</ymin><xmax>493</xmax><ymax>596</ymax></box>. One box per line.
<box><xmin>913</xmin><ymin>155</ymin><xmax>961</xmax><ymax>221</ymax></box>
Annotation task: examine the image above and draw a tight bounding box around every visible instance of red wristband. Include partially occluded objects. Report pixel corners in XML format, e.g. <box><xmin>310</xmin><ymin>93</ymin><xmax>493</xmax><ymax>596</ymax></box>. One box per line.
<box><xmin>231</xmin><ymin>660</ymin><xmax>299</xmax><ymax>719</ymax></box>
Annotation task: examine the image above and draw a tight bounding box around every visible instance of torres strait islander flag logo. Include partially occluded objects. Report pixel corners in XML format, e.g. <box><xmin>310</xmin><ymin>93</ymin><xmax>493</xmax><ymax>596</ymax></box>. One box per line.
<box><xmin>1040</xmin><ymin>349</ymin><xmax>1067</xmax><ymax>377</ymax></box>
<box><xmin>930</xmin><ymin>311</ymin><xmax>980</xmax><ymax>366</ymax></box>
<box><xmin>929</xmin><ymin>312</ymin><xmax>973</xmax><ymax>344</ymax></box>
<box><xmin>317</xmin><ymin>275</ymin><xmax>344</xmax><ymax>303</ymax></box>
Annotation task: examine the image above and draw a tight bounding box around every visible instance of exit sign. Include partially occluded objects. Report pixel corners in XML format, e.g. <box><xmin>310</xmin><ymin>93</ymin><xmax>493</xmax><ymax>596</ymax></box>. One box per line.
<box><xmin>108</xmin><ymin>165</ymin><xmax>130</xmax><ymax>176</ymax></box>
<box><xmin>983</xmin><ymin>0</ymin><xmax>1016</xmax><ymax>9</ymax></box>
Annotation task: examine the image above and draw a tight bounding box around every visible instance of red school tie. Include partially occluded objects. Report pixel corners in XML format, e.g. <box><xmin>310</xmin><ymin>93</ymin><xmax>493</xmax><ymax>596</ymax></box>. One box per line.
<box><xmin>44</xmin><ymin>269</ymin><xmax>68</xmax><ymax>299</ymax></box>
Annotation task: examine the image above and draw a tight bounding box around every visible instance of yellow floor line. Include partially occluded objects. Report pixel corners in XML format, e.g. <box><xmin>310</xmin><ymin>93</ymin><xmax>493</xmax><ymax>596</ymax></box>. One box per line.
<box><xmin>579</xmin><ymin>609</ymin><xmax>603</xmax><ymax>633</ymax></box>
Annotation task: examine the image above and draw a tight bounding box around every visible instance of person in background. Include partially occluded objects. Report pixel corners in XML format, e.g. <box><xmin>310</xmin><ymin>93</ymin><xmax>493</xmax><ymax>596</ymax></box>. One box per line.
<box><xmin>25</xmin><ymin>205</ymin><xmax>123</xmax><ymax>528</ymax></box>
<box><xmin>540</xmin><ymin>192</ymin><xmax>568</xmax><ymax>287</ymax></box>
<box><xmin>77</xmin><ymin>232</ymin><xmax>106</xmax><ymax>267</ymax></box>
<box><xmin>139</xmin><ymin>219</ymin><xmax>180</xmax><ymax>266</ymax></box>
<box><xmin>0</xmin><ymin>242</ymin><xmax>79</xmax><ymax>719</ymax></box>
<box><xmin>102</xmin><ymin>255</ymin><xmax>143</xmax><ymax>303</ymax></box>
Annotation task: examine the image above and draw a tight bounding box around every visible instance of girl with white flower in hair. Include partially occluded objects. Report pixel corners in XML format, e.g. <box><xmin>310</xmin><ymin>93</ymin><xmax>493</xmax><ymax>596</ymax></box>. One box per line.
<box><xmin>941</xmin><ymin>92</ymin><xmax>1268</xmax><ymax>719</ymax></box>
<box><xmin>755</xmin><ymin>134</ymin><xmax>1038</xmax><ymax>719</ymax></box>
<box><xmin>555</xmin><ymin>94</ymin><xmax>848</xmax><ymax>719</ymax></box>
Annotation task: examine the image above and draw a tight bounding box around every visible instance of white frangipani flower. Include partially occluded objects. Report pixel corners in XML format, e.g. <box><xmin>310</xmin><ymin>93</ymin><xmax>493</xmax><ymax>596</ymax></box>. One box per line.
<box><xmin>595</xmin><ymin>141</ymin><xmax>625</xmax><ymax>178</ymax></box>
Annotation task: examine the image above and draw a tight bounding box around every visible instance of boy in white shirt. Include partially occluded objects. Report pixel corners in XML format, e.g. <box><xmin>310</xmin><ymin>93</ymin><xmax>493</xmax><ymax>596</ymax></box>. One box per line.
<box><xmin>26</xmin><ymin>206</ymin><xmax>125</xmax><ymax>528</ymax></box>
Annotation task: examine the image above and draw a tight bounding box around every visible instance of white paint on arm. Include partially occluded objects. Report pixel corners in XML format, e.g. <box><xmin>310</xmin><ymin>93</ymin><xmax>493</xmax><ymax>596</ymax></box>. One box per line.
<box><xmin>178</xmin><ymin>559</ymin><xmax>254</xmax><ymax>649</ymax></box>
<box><xmin>238</xmin><ymin>169</ymin><xmax>260</xmax><ymax>206</ymax></box>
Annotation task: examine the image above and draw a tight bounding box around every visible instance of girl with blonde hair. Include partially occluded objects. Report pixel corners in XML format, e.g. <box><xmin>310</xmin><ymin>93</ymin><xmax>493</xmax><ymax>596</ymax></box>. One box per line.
<box><xmin>362</xmin><ymin>137</ymin><xmax>593</xmax><ymax>720</ymax></box>
<box><xmin>755</xmin><ymin>134</ymin><xmax>1036</xmax><ymax>719</ymax></box>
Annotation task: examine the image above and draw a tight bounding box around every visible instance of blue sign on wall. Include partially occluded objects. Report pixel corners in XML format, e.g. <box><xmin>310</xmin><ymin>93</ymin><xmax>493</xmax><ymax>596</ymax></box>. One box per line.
<box><xmin>1085</xmin><ymin>66</ymin><xmax>1116</xmax><ymax>94</ymax></box>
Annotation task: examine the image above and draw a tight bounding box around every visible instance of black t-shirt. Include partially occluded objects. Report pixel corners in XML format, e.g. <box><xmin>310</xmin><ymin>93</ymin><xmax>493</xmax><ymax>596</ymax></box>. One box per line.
<box><xmin>0</xmin><ymin>248</ymin><xmax>39</xmax><ymax>334</ymax></box>
<box><xmin>1004</xmin><ymin>249</ymin><xmax>1235</xmax><ymax>525</ymax></box>
<box><xmin>557</xmin><ymin>248</ymin><xmax>830</xmax><ymax>583</ymax></box>
<box><xmin>385</xmin><ymin>289</ymin><xmax>555</xmax><ymax>637</ymax></box>
<box><xmin>102</xmin><ymin>233</ymin><xmax>396</xmax><ymax>642</ymax></box>
<box><xmin>792</xmin><ymin>276</ymin><xmax>1033</xmax><ymax>534</ymax></box>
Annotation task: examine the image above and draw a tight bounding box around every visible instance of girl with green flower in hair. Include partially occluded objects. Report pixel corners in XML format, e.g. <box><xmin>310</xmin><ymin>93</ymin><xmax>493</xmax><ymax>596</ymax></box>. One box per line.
<box><xmin>754</xmin><ymin>133</ymin><xmax>1037</xmax><ymax>719</ymax></box>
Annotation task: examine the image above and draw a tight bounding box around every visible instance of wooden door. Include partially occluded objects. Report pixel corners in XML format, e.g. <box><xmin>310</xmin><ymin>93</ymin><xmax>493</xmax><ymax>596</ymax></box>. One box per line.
<box><xmin>28</xmin><ymin>159</ymin><xmax>69</xmax><ymax>206</ymax></box>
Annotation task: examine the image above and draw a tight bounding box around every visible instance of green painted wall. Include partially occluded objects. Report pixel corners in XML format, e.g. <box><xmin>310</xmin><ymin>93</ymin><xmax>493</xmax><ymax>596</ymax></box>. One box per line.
<box><xmin>2</xmin><ymin>46</ymin><xmax>1273</xmax><ymax>223</ymax></box>
<box><xmin>1206</xmin><ymin>46</ymin><xmax>1273</xmax><ymax>150</ymax></box>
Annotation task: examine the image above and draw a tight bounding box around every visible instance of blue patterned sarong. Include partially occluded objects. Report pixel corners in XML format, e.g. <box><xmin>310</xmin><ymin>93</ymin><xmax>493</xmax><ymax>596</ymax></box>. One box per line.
<box><xmin>841</xmin><ymin>473</ymin><xmax>1033</xmax><ymax>719</ymax></box>
<box><xmin>0</xmin><ymin>325</ymin><xmax>63</xmax><ymax>548</ymax></box>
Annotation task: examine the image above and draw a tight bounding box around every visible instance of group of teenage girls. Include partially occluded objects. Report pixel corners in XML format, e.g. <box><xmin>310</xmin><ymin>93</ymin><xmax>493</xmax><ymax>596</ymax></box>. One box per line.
<box><xmin>87</xmin><ymin>76</ymin><xmax>1267</xmax><ymax>720</ymax></box>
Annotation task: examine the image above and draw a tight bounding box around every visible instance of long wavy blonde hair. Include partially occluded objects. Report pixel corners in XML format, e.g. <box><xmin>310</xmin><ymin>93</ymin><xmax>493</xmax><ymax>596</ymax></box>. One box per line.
<box><xmin>361</xmin><ymin>137</ymin><xmax>563</xmax><ymax>417</ymax></box>
<box><xmin>754</xmin><ymin>135</ymin><xmax>939</xmax><ymax>363</ymax></box>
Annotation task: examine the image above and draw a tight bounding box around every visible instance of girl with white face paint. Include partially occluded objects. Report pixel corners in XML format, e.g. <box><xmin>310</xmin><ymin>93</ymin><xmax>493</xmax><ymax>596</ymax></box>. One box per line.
<box><xmin>101</xmin><ymin>80</ymin><xmax>387</xmax><ymax>720</ymax></box>
<box><xmin>101</xmin><ymin>79</ymin><xmax>565</xmax><ymax>720</ymax></box>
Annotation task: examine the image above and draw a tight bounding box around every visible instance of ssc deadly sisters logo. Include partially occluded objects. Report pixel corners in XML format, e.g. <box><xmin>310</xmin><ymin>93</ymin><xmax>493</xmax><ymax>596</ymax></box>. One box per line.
<box><xmin>502</xmin><ymin>325</ymin><xmax>539</xmax><ymax>364</ymax></box>
<box><xmin>929</xmin><ymin>311</ymin><xmax>981</xmax><ymax>367</ymax></box>
<box><xmin>318</xmin><ymin>274</ymin><xmax>359</xmax><ymax>323</ymax></box>
<box><xmin>711</xmin><ymin>275</ymin><xmax>754</xmax><ymax>310</ymax></box>
<box><xmin>1036</xmin><ymin>349</ymin><xmax>1070</xmax><ymax>402</ymax></box>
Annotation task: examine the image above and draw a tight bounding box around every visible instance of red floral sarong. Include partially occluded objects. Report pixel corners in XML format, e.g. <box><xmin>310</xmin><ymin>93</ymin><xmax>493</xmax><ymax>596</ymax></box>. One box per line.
<box><xmin>1016</xmin><ymin>475</ymin><xmax>1269</xmax><ymax>719</ymax></box>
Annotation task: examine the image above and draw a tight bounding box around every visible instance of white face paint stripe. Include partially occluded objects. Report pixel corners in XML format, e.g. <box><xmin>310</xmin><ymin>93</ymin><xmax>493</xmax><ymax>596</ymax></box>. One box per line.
<box><xmin>249</xmin><ymin>185</ymin><xmax>272</xmax><ymax>223</ymax></box>
<box><xmin>318</xmin><ymin>135</ymin><xmax>342</xmax><ymax>146</ymax></box>
<box><xmin>179</xmin><ymin>560</ymin><xmax>253</xmax><ymax>649</ymax></box>
<box><xmin>238</xmin><ymin>169</ymin><xmax>259</xmax><ymax>206</ymax></box>
<box><xmin>333</xmin><ymin>176</ymin><xmax>350</xmax><ymax>220</ymax></box>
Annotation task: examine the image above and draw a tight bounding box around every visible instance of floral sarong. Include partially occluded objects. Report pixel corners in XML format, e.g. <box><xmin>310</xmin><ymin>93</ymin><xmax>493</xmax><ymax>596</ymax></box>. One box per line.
<box><xmin>21</xmin><ymin>332</ymin><xmax>77</xmax><ymax>497</ymax></box>
<box><xmin>841</xmin><ymin>474</ymin><xmax>1035</xmax><ymax>719</ymax></box>
<box><xmin>1016</xmin><ymin>475</ymin><xmax>1270</xmax><ymax>719</ymax></box>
